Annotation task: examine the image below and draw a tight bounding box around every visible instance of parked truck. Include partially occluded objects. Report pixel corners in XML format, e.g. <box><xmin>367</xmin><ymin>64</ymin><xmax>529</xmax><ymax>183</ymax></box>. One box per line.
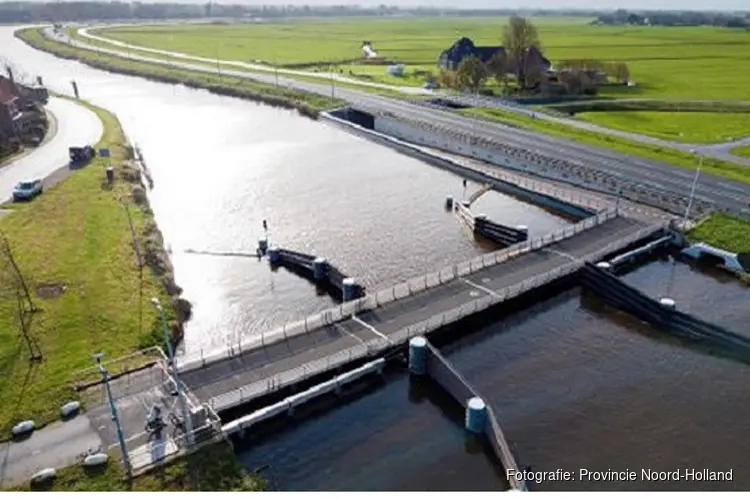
<box><xmin>69</xmin><ymin>145</ymin><xmax>96</xmax><ymax>164</ymax></box>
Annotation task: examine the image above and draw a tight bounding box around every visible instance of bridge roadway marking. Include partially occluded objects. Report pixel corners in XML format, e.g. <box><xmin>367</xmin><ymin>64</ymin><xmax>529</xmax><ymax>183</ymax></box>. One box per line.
<box><xmin>351</xmin><ymin>314</ymin><xmax>391</xmax><ymax>343</ymax></box>
<box><xmin>461</xmin><ymin>278</ymin><xmax>500</xmax><ymax>297</ymax></box>
<box><xmin>543</xmin><ymin>248</ymin><xmax>579</xmax><ymax>262</ymax></box>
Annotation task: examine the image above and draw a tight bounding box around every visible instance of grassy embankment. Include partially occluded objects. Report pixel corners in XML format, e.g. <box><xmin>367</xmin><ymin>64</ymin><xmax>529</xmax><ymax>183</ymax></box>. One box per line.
<box><xmin>460</xmin><ymin>107</ymin><xmax>750</xmax><ymax>185</ymax></box>
<box><xmin>0</xmin><ymin>97</ymin><xmax>177</xmax><ymax>436</ymax></box>
<box><xmin>64</xmin><ymin>26</ymin><xmax>420</xmax><ymax>100</ymax></box>
<box><xmin>16</xmin><ymin>28</ymin><xmax>343</xmax><ymax>118</ymax></box>
<box><xmin>13</xmin><ymin>440</ymin><xmax>264</xmax><ymax>491</ymax></box>
<box><xmin>0</xmin><ymin>98</ymin><xmax>263</xmax><ymax>491</ymax></box>
<box><xmin>688</xmin><ymin>213</ymin><xmax>750</xmax><ymax>255</ymax></box>
<box><xmin>731</xmin><ymin>145</ymin><xmax>750</xmax><ymax>158</ymax></box>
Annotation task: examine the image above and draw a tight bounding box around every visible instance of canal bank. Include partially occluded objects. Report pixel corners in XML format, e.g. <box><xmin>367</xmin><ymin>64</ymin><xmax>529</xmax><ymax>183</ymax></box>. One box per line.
<box><xmin>16</xmin><ymin>27</ymin><xmax>340</xmax><ymax>119</ymax></box>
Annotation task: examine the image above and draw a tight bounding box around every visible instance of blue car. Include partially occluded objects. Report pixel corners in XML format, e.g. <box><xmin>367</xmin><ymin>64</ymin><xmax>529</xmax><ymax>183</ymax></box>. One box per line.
<box><xmin>12</xmin><ymin>179</ymin><xmax>43</xmax><ymax>202</ymax></box>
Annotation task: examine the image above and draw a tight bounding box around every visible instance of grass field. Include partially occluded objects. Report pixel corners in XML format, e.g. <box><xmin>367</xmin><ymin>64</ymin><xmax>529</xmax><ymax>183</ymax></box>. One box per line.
<box><xmin>0</xmin><ymin>98</ymin><xmax>173</xmax><ymax>437</ymax></box>
<box><xmin>688</xmin><ymin>213</ymin><xmax>750</xmax><ymax>254</ymax></box>
<box><xmin>12</xmin><ymin>440</ymin><xmax>264</xmax><ymax>491</ymax></box>
<box><xmin>576</xmin><ymin>111</ymin><xmax>750</xmax><ymax>144</ymax></box>
<box><xmin>98</xmin><ymin>17</ymin><xmax>750</xmax><ymax>101</ymax></box>
<box><xmin>731</xmin><ymin>145</ymin><xmax>750</xmax><ymax>158</ymax></box>
<box><xmin>461</xmin><ymin>107</ymin><xmax>750</xmax><ymax>185</ymax></box>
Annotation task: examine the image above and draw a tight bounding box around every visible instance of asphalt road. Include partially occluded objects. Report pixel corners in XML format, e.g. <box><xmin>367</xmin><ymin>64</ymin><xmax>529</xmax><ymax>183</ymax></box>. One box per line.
<box><xmin>52</xmin><ymin>29</ymin><xmax>750</xmax><ymax>216</ymax></box>
<box><xmin>0</xmin><ymin>97</ymin><xmax>103</xmax><ymax>203</ymax></box>
<box><xmin>0</xmin><ymin>416</ymin><xmax>102</xmax><ymax>488</ymax></box>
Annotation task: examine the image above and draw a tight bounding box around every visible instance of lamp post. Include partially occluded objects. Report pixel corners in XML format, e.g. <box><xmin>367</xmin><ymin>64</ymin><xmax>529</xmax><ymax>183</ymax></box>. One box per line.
<box><xmin>94</xmin><ymin>352</ymin><xmax>132</xmax><ymax>478</ymax></box>
<box><xmin>683</xmin><ymin>150</ymin><xmax>703</xmax><ymax>229</ymax></box>
<box><xmin>150</xmin><ymin>297</ymin><xmax>193</xmax><ymax>447</ymax></box>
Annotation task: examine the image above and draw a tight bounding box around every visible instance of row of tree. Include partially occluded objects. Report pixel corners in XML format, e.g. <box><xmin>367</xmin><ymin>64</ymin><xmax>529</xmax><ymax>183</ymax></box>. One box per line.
<box><xmin>594</xmin><ymin>9</ymin><xmax>750</xmax><ymax>28</ymax></box>
<box><xmin>0</xmin><ymin>3</ymin><xmax>622</xmax><ymax>23</ymax></box>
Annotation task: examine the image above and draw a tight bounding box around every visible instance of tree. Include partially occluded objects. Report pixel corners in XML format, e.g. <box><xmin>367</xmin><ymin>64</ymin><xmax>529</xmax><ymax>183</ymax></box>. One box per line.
<box><xmin>486</xmin><ymin>51</ymin><xmax>510</xmax><ymax>94</ymax></box>
<box><xmin>614</xmin><ymin>62</ymin><xmax>630</xmax><ymax>84</ymax></box>
<box><xmin>438</xmin><ymin>69</ymin><xmax>456</xmax><ymax>89</ymax></box>
<box><xmin>455</xmin><ymin>55</ymin><xmax>488</xmax><ymax>93</ymax></box>
<box><xmin>502</xmin><ymin>15</ymin><xmax>541</xmax><ymax>90</ymax></box>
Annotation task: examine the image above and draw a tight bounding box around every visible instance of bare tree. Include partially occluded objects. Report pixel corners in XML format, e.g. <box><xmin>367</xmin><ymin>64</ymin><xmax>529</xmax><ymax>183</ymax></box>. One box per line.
<box><xmin>502</xmin><ymin>16</ymin><xmax>541</xmax><ymax>89</ymax></box>
<box><xmin>0</xmin><ymin>233</ymin><xmax>36</xmax><ymax>314</ymax></box>
<box><xmin>0</xmin><ymin>233</ymin><xmax>42</xmax><ymax>360</ymax></box>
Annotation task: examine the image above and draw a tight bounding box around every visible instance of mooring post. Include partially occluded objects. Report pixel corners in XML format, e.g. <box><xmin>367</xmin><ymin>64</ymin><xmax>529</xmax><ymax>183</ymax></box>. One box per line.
<box><xmin>342</xmin><ymin>277</ymin><xmax>360</xmax><ymax>302</ymax></box>
<box><xmin>408</xmin><ymin>336</ymin><xmax>427</xmax><ymax>376</ymax></box>
<box><xmin>465</xmin><ymin>397</ymin><xmax>487</xmax><ymax>434</ymax></box>
<box><xmin>267</xmin><ymin>246</ymin><xmax>280</xmax><ymax>264</ymax></box>
<box><xmin>258</xmin><ymin>237</ymin><xmax>268</xmax><ymax>255</ymax></box>
<box><xmin>445</xmin><ymin>195</ymin><xmax>454</xmax><ymax>210</ymax></box>
<box><xmin>312</xmin><ymin>257</ymin><xmax>328</xmax><ymax>281</ymax></box>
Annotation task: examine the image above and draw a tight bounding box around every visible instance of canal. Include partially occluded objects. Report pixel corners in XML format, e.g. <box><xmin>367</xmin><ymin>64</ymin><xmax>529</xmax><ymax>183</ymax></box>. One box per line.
<box><xmin>237</xmin><ymin>257</ymin><xmax>749</xmax><ymax>491</ymax></box>
<box><xmin>6</xmin><ymin>29</ymin><xmax>749</xmax><ymax>491</ymax></box>
<box><xmin>0</xmin><ymin>27</ymin><xmax>568</xmax><ymax>355</ymax></box>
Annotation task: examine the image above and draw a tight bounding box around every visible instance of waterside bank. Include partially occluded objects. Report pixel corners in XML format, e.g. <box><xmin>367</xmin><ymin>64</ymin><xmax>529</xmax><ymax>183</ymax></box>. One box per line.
<box><xmin>15</xmin><ymin>27</ymin><xmax>341</xmax><ymax>120</ymax></box>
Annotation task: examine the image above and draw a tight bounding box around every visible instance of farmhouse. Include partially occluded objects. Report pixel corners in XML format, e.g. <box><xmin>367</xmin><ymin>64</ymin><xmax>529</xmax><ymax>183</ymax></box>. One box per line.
<box><xmin>438</xmin><ymin>37</ymin><xmax>551</xmax><ymax>74</ymax></box>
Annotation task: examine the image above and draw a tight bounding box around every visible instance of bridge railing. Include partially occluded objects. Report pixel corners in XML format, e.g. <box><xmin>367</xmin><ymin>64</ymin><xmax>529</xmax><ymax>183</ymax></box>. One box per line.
<box><xmin>178</xmin><ymin>207</ymin><xmax>617</xmax><ymax>373</ymax></box>
<box><xmin>209</xmin><ymin>257</ymin><xmax>586</xmax><ymax>411</ymax></box>
<box><xmin>207</xmin><ymin>215</ymin><xmax>662</xmax><ymax>411</ymax></box>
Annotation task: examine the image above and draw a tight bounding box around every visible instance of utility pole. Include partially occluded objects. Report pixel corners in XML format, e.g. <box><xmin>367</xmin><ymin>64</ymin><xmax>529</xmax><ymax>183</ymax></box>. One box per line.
<box><xmin>94</xmin><ymin>353</ymin><xmax>131</xmax><ymax>478</ymax></box>
<box><xmin>682</xmin><ymin>151</ymin><xmax>703</xmax><ymax>229</ymax></box>
<box><xmin>329</xmin><ymin>61</ymin><xmax>335</xmax><ymax>100</ymax></box>
<box><xmin>151</xmin><ymin>297</ymin><xmax>193</xmax><ymax>447</ymax></box>
<box><xmin>274</xmin><ymin>54</ymin><xmax>279</xmax><ymax>87</ymax></box>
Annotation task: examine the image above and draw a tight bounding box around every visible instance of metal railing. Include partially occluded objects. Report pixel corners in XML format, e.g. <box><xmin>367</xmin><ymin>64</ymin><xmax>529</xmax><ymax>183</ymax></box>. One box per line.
<box><xmin>179</xmin><ymin>207</ymin><xmax>617</xmax><ymax>375</ymax></box>
<box><xmin>207</xmin><ymin>216</ymin><xmax>665</xmax><ymax>412</ymax></box>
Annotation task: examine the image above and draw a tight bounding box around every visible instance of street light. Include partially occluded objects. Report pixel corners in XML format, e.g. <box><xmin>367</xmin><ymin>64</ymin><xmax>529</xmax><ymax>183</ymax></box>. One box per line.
<box><xmin>683</xmin><ymin>150</ymin><xmax>703</xmax><ymax>228</ymax></box>
<box><xmin>150</xmin><ymin>297</ymin><xmax>193</xmax><ymax>447</ymax></box>
<box><xmin>93</xmin><ymin>352</ymin><xmax>132</xmax><ymax>478</ymax></box>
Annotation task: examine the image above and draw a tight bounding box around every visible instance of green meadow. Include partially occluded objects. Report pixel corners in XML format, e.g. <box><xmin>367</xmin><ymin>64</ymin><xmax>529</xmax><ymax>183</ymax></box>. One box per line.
<box><xmin>98</xmin><ymin>17</ymin><xmax>750</xmax><ymax>101</ymax></box>
<box><xmin>576</xmin><ymin>111</ymin><xmax>750</xmax><ymax>144</ymax></box>
<box><xmin>731</xmin><ymin>145</ymin><xmax>750</xmax><ymax>158</ymax></box>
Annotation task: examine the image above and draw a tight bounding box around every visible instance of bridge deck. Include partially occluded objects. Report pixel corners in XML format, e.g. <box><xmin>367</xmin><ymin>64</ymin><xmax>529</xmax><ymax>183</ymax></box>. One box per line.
<box><xmin>181</xmin><ymin>216</ymin><xmax>647</xmax><ymax>405</ymax></box>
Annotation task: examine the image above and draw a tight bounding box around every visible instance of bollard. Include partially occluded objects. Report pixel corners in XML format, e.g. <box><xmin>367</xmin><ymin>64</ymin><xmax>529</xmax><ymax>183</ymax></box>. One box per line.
<box><xmin>312</xmin><ymin>257</ymin><xmax>327</xmax><ymax>280</ymax></box>
<box><xmin>408</xmin><ymin>336</ymin><xmax>427</xmax><ymax>376</ymax></box>
<box><xmin>267</xmin><ymin>246</ymin><xmax>280</xmax><ymax>264</ymax></box>
<box><xmin>258</xmin><ymin>237</ymin><xmax>268</xmax><ymax>254</ymax></box>
<box><xmin>596</xmin><ymin>261</ymin><xmax>611</xmax><ymax>272</ymax></box>
<box><xmin>465</xmin><ymin>397</ymin><xmax>487</xmax><ymax>434</ymax></box>
<box><xmin>659</xmin><ymin>297</ymin><xmax>676</xmax><ymax>310</ymax></box>
<box><xmin>105</xmin><ymin>167</ymin><xmax>114</xmax><ymax>185</ymax></box>
<box><xmin>342</xmin><ymin>277</ymin><xmax>359</xmax><ymax>302</ymax></box>
<box><xmin>445</xmin><ymin>196</ymin><xmax>453</xmax><ymax>210</ymax></box>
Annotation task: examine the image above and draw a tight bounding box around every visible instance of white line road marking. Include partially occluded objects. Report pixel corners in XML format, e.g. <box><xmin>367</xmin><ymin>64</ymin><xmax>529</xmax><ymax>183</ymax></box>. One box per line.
<box><xmin>461</xmin><ymin>278</ymin><xmax>500</xmax><ymax>297</ymax></box>
<box><xmin>352</xmin><ymin>315</ymin><xmax>390</xmax><ymax>343</ymax></box>
<box><xmin>334</xmin><ymin>322</ymin><xmax>367</xmax><ymax>345</ymax></box>
<box><xmin>544</xmin><ymin>248</ymin><xmax>578</xmax><ymax>261</ymax></box>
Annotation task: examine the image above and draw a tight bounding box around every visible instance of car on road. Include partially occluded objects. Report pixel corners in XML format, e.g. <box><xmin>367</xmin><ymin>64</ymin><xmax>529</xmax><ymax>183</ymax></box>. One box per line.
<box><xmin>12</xmin><ymin>179</ymin><xmax>44</xmax><ymax>202</ymax></box>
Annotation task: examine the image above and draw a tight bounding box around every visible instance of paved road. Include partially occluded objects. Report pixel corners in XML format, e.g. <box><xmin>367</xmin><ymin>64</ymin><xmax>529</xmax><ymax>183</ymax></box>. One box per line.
<box><xmin>184</xmin><ymin>216</ymin><xmax>650</xmax><ymax>408</ymax></box>
<box><xmin>49</xmin><ymin>28</ymin><xmax>750</xmax><ymax>217</ymax></box>
<box><xmin>0</xmin><ymin>97</ymin><xmax>103</xmax><ymax>203</ymax></box>
<box><xmin>442</xmin><ymin>94</ymin><xmax>750</xmax><ymax>166</ymax></box>
<box><xmin>0</xmin><ymin>416</ymin><xmax>102</xmax><ymax>488</ymax></box>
